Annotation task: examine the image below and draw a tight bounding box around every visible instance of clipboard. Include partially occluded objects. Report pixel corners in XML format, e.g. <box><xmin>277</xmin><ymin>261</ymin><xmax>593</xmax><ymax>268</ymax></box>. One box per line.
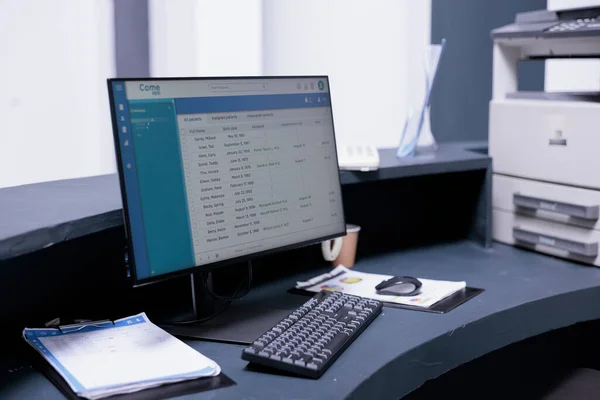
<box><xmin>23</xmin><ymin>313</ymin><xmax>235</xmax><ymax>399</ymax></box>
<box><xmin>27</xmin><ymin>343</ymin><xmax>235</xmax><ymax>400</ymax></box>
<box><xmin>289</xmin><ymin>266</ymin><xmax>484</xmax><ymax>314</ymax></box>
<box><xmin>289</xmin><ymin>286</ymin><xmax>483</xmax><ymax>314</ymax></box>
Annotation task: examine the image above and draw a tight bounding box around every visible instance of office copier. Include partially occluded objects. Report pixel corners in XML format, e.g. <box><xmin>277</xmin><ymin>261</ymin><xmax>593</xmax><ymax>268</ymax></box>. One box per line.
<box><xmin>490</xmin><ymin>6</ymin><xmax>600</xmax><ymax>266</ymax></box>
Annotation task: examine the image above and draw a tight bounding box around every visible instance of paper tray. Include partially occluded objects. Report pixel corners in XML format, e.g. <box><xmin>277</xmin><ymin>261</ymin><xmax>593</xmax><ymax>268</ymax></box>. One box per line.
<box><xmin>289</xmin><ymin>286</ymin><xmax>484</xmax><ymax>314</ymax></box>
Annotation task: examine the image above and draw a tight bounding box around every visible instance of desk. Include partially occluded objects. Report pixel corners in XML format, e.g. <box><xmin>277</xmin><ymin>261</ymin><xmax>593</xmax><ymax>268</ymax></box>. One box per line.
<box><xmin>0</xmin><ymin>142</ymin><xmax>491</xmax><ymax>261</ymax></box>
<box><xmin>4</xmin><ymin>240</ymin><xmax>600</xmax><ymax>399</ymax></box>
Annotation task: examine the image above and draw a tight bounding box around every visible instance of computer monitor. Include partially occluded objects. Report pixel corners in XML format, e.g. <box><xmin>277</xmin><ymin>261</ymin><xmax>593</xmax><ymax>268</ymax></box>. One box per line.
<box><xmin>108</xmin><ymin>77</ymin><xmax>346</xmax><ymax>286</ymax></box>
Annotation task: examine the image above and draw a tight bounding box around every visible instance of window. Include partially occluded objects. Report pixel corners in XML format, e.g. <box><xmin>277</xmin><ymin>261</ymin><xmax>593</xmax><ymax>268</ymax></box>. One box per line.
<box><xmin>1</xmin><ymin>0</ymin><xmax>115</xmax><ymax>189</ymax></box>
<box><xmin>150</xmin><ymin>0</ymin><xmax>432</xmax><ymax>148</ymax></box>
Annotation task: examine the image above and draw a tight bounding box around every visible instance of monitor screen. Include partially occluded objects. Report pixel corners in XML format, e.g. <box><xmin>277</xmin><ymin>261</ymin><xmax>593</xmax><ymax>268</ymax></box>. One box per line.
<box><xmin>109</xmin><ymin>77</ymin><xmax>346</xmax><ymax>284</ymax></box>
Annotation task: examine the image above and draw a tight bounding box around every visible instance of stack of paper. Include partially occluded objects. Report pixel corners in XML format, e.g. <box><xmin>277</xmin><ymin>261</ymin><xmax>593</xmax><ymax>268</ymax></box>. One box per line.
<box><xmin>297</xmin><ymin>265</ymin><xmax>466</xmax><ymax>308</ymax></box>
<box><xmin>23</xmin><ymin>313</ymin><xmax>220</xmax><ymax>399</ymax></box>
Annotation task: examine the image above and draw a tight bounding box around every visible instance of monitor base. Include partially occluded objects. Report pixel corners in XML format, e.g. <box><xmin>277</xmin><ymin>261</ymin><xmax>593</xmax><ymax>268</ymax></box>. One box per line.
<box><xmin>161</xmin><ymin>304</ymin><xmax>296</xmax><ymax>344</ymax></box>
<box><xmin>157</xmin><ymin>270</ymin><xmax>305</xmax><ymax>344</ymax></box>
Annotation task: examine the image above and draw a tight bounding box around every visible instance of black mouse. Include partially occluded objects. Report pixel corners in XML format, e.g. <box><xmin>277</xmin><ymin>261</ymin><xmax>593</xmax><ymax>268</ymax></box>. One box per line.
<box><xmin>375</xmin><ymin>276</ymin><xmax>422</xmax><ymax>296</ymax></box>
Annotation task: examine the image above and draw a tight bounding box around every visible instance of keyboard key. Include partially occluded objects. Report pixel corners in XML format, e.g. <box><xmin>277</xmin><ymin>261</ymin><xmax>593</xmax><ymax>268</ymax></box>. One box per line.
<box><xmin>324</xmin><ymin>334</ymin><xmax>347</xmax><ymax>353</ymax></box>
<box><xmin>294</xmin><ymin>360</ymin><xmax>306</xmax><ymax>367</ymax></box>
<box><xmin>311</xmin><ymin>349</ymin><xmax>323</xmax><ymax>356</ymax></box>
<box><xmin>258</xmin><ymin>351</ymin><xmax>270</xmax><ymax>357</ymax></box>
<box><xmin>338</xmin><ymin>314</ymin><xmax>352</xmax><ymax>323</ymax></box>
<box><xmin>307</xmin><ymin>363</ymin><xmax>319</xmax><ymax>370</ymax></box>
<box><xmin>282</xmin><ymin>357</ymin><xmax>294</xmax><ymax>364</ymax></box>
<box><xmin>270</xmin><ymin>355</ymin><xmax>281</xmax><ymax>361</ymax></box>
<box><xmin>278</xmin><ymin>350</ymin><xmax>290</xmax><ymax>358</ymax></box>
<box><xmin>244</xmin><ymin>347</ymin><xmax>256</xmax><ymax>354</ymax></box>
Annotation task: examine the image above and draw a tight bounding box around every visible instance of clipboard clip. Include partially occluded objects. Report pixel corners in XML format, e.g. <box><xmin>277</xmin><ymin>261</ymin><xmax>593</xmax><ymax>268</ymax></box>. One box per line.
<box><xmin>44</xmin><ymin>318</ymin><xmax>115</xmax><ymax>333</ymax></box>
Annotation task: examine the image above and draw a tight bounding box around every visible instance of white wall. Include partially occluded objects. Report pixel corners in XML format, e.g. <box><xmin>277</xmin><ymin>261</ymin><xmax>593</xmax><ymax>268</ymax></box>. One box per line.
<box><xmin>0</xmin><ymin>0</ymin><xmax>116</xmax><ymax>189</ymax></box>
<box><xmin>194</xmin><ymin>0</ymin><xmax>262</xmax><ymax>76</ymax></box>
<box><xmin>149</xmin><ymin>0</ymin><xmax>262</xmax><ymax>77</ymax></box>
<box><xmin>149</xmin><ymin>0</ymin><xmax>431</xmax><ymax>149</ymax></box>
<box><xmin>262</xmin><ymin>0</ymin><xmax>431</xmax><ymax>148</ymax></box>
<box><xmin>149</xmin><ymin>0</ymin><xmax>199</xmax><ymax>77</ymax></box>
<box><xmin>546</xmin><ymin>0</ymin><xmax>600</xmax><ymax>91</ymax></box>
<box><xmin>1</xmin><ymin>0</ymin><xmax>428</xmax><ymax>189</ymax></box>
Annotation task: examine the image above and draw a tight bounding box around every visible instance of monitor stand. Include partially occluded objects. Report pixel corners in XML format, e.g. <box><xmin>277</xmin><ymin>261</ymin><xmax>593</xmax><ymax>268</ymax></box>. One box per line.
<box><xmin>159</xmin><ymin>269</ymin><xmax>305</xmax><ymax>344</ymax></box>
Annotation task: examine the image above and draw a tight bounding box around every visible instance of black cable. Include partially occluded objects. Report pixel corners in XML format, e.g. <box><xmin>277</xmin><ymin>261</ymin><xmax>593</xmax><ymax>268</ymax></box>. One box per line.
<box><xmin>202</xmin><ymin>260</ymin><xmax>253</xmax><ymax>301</ymax></box>
<box><xmin>162</xmin><ymin>261</ymin><xmax>253</xmax><ymax>326</ymax></box>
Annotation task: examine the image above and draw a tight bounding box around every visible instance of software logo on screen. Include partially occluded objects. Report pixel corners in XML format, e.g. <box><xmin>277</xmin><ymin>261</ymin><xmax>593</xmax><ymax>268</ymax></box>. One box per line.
<box><xmin>139</xmin><ymin>84</ymin><xmax>161</xmax><ymax>96</ymax></box>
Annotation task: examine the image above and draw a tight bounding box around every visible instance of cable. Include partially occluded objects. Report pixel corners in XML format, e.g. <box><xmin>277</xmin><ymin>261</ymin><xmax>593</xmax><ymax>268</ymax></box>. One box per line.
<box><xmin>161</xmin><ymin>262</ymin><xmax>253</xmax><ymax>326</ymax></box>
<box><xmin>202</xmin><ymin>260</ymin><xmax>253</xmax><ymax>301</ymax></box>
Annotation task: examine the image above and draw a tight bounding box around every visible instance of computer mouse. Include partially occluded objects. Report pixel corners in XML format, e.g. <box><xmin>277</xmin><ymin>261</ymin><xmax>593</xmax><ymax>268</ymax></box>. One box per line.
<box><xmin>375</xmin><ymin>276</ymin><xmax>422</xmax><ymax>296</ymax></box>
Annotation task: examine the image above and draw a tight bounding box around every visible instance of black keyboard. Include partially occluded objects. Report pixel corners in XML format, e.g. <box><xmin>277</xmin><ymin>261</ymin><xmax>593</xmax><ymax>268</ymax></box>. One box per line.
<box><xmin>241</xmin><ymin>290</ymin><xmax>383</xmax><ymax>378</ymax></box>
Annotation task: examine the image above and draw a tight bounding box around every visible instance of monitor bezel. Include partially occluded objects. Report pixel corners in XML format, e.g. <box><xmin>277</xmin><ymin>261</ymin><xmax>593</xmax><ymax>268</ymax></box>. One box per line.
<box><xmin>107</xmin><ymin>76</ymin><xmax>346</xmax><ymax>287</ymax></box>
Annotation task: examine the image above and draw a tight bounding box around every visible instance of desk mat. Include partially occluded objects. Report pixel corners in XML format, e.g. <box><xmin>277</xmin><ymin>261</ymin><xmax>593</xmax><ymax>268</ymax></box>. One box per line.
<box><xmin>288</xmin><ymin>286</ymin><xmax>484</xmax><ymax>314</ymax></box>
<box><xmin>28</xmin><ymin>345</ymin><xmax>236</xmax><ymax>400</ymax></box>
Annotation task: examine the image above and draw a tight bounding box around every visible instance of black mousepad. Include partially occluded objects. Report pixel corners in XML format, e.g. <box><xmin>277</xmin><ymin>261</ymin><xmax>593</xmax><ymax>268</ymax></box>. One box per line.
<box><xmin>288</xmin><ymin>286</ymin><xmax>484</xmax><ymax>314</ymax></box>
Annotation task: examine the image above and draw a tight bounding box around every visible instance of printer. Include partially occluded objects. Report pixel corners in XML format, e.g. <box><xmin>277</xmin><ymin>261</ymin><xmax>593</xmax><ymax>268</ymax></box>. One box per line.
<box><xmin>489</xmin><ymin>6</ymin><xmax>600</xmax><ymax>266</ymax></box>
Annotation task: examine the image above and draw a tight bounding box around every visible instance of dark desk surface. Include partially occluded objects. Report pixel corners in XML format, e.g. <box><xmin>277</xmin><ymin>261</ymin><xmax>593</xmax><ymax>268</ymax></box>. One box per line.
<box><xmin>5</xmin><ymin>241</ymin><xmax>600</xmax><ymax>400</ymax></box>
<box><xmin>0</xmin><ymin>142</ymin><xmax>490</xmax><ymax>261</ymax></box>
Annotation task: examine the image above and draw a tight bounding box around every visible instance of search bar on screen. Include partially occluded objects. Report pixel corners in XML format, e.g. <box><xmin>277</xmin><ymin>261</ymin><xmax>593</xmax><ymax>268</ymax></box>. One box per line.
<box><xmin>209</xmin><ymin>83</ymin><xmax>268</xmax><ymax>92</ymax></box>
